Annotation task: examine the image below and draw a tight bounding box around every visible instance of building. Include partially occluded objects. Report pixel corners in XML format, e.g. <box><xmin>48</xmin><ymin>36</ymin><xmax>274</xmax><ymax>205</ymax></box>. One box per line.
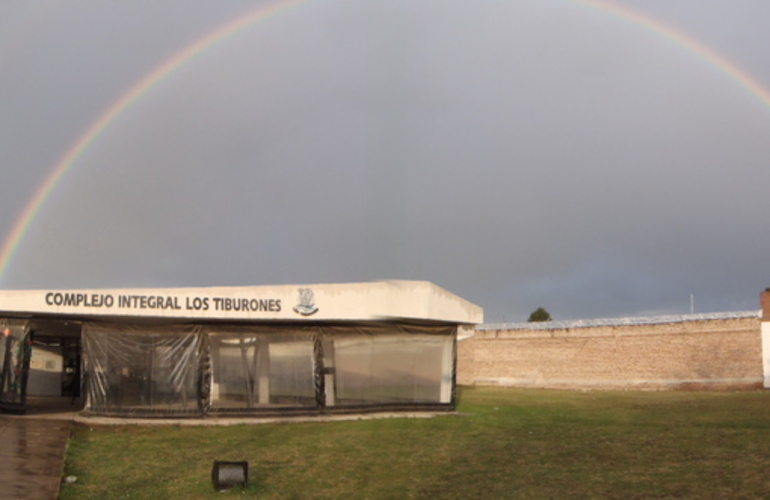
<box><xmin>0</xmin><ymin>281</ymin><xmax>483</xmax><ymax>417</ymax></box>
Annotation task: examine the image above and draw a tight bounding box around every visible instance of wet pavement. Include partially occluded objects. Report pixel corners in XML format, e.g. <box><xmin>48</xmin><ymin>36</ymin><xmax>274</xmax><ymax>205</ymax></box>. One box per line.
<box><xmin>0</xmin><ymin>416</ymin><xmax>71</xmax><ymax>499</ymax></box>
<box><xmin>0</xmin><ymin>398</ymin><xmax>77</xmax><ymax>500</ymax></box>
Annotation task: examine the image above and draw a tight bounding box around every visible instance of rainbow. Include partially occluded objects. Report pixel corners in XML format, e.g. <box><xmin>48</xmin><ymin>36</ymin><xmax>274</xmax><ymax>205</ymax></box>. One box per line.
<box><xmin>1</xmin><ymin>0</ymin><xmax>768</xmax><ymax>285</ymax></box>
<box><xmin>0</xmin><ymin>0</ymin><xmax>308</xmax><ymax>285</ymax></box>
<box><xmin>577</xmin><ymin>0</ymin><xmax>770</xmax><ymax>106</ymax></box>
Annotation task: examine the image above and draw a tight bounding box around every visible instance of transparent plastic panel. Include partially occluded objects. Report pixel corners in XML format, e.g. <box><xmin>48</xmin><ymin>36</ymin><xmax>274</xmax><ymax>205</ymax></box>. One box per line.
<box><xmin>83</xmin><ymin>323</ymin><xmax>202</xmax><ymax>416</ymax></box>
<box><xmin>268</xmin><ymin>340</ymin><xmax>315</xmax><ymax>406</ymax></box>
<box><xmin>206</xmin><ymin>326</ymin><xmax>317</xmax><ymax>410</ymax></box>
<box><xmin>209</xmin><ymin>336</ymin><xmax>260</xmax><ymax>408</ymax></box>
<box><xmin>0</xmin><ymin>319</ymin><xmax>31</xmax><ymax>410</ymax></box>
<box><xmin>325</xmin><ymin>325</ymin><xmax>455</xmax><ymax>406</ymax></box>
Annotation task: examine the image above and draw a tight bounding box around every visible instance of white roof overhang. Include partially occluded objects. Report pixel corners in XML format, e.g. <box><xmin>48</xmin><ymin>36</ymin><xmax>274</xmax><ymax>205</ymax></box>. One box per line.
<box><xmin>0</xmin><ymin>280</ymin><xmax>483</xmax><ymax>325</ymax></box>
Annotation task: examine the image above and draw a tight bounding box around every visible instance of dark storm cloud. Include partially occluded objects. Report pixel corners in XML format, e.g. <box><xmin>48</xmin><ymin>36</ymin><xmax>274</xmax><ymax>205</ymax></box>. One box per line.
<box><xmin>1</xmin><ymin>0</ymin><xmax>769</xmax><ymax>322</ymax></box>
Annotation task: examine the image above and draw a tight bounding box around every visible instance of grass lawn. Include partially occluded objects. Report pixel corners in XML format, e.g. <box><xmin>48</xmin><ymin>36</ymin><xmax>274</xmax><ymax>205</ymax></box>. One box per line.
<box><xmin>61</xmin><ymin>387</ymin><xmax>770</xmax><ymax>499</ymax></box>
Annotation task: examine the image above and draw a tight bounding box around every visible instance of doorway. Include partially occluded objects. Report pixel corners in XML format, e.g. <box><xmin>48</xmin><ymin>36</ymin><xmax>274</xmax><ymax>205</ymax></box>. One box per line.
<box><xmin>27</xmin><ymin>336</ymin><xmax>80</xmax><ymax>398</ymax></box>
<box><xmin>24</xmin><ymin>319</ymin><xmax>83</xmax><ymax>414</ymax></box>
<box><xmin>28</xmin><ymin>338</ymin><xmax>63</xmax><ymax>396</ymax></box>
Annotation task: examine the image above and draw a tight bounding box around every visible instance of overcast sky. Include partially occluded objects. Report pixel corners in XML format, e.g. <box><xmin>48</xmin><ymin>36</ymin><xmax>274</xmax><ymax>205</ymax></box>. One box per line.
<box><xmin>1</xmin><ymin>0</ymin><xmax>769</xmax><ymax>323</ymax></box>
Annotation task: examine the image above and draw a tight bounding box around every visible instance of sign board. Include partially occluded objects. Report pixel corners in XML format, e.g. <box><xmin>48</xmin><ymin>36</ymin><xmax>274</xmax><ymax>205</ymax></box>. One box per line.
<box><xmin>0</xmin><ymin>281</ymin><xmax>483</xmax><ymax>324</ymax></box>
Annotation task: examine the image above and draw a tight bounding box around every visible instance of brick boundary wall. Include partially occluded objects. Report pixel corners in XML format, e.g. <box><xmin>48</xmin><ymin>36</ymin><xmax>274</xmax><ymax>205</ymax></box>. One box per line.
<box><xmin>458</xmin><ymin>314</ymin><xmax>764</xmax><ymax>390</ymax></box>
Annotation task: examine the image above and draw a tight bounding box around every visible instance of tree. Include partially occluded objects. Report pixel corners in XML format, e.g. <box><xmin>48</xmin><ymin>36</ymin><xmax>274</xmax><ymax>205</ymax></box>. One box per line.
<box><xmin>527</xmin><ymin>307</ymin><xmax>552</xmax><ymax>322</ymax></box>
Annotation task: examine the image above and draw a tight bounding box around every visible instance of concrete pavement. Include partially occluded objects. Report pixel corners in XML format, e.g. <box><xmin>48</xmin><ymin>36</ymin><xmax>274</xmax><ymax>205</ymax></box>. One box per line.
<box><xmin>0</xmin><ymin>416</ymin><xmax>71</xmax><ymax>500</ymax></box>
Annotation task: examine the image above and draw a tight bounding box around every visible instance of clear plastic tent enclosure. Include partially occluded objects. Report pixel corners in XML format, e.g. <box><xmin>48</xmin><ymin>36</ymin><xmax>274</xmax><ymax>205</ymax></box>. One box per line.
<box><xmin>82</xmin><ymin>323</ymin><xmax>457</xmax><ymax>417</ymax></box>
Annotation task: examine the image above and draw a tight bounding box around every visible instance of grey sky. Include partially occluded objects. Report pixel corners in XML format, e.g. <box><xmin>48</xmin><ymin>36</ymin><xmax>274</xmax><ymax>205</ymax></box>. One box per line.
<box><xmin>1</xmin><ymin>0</ymin><xmax>769</xmax><ymax>323</ymax></box>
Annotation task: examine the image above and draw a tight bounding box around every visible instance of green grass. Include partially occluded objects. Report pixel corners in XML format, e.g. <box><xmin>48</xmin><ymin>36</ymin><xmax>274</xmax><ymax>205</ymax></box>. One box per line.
<box><xmin>61</xmin><ymin>387</ymin><xmax>770</xmax><ymax>499</ymax></box>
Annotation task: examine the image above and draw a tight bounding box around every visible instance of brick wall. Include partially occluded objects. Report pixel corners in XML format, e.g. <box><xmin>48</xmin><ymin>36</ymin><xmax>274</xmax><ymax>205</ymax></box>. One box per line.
<box><xmin>458</xmin><ymin>316</ymin><xmax>763</xmax><ymax>390</ymax></box>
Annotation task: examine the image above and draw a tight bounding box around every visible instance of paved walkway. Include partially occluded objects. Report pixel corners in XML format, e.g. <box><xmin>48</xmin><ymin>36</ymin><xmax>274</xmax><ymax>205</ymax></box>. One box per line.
<box><xmin>0</xmin><ymin>416</ymin><xmax>72</xmax><ymax>499</ymax></box>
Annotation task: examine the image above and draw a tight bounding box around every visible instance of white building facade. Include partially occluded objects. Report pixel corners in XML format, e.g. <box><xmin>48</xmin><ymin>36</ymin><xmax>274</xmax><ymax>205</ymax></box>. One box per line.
<box><xmin>0</xmin><ymin>281</ymin><xmax>482</xmax><ymax>417</ymax></box>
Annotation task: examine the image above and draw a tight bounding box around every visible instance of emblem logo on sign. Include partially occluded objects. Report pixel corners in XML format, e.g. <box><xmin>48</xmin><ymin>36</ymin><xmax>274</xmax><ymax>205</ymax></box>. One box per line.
<box><xmin>293</xmin><ymin>288</ymin><xmax>319</xmax><ymax>316</ymax></box>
